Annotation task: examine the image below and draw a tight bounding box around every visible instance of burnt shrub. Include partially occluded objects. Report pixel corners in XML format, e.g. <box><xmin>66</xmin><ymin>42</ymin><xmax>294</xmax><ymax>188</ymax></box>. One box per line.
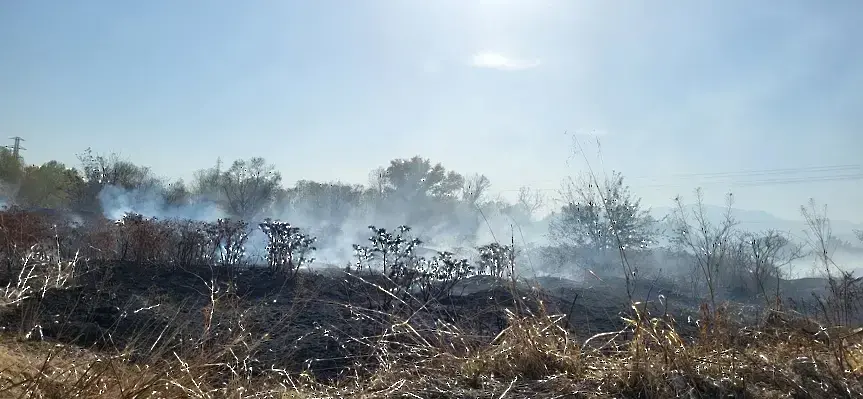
<box><xmin>164</xmin><ymin>219</ymin><xmax>215</xmax><ymax>269</ymax></box>
<box><xmin>259</xmin><ymin>219</ymin><xmax>317</xmax><ymax>280</ymax></box>
<box><xmin>114</xmin><ymin>213</ymin><xmax>171</xmax><ymax>264</ymax></box>
<box><xmin>204</xmin><ymin>218</ymin><xmax>249</xmax><ymax>273</ymax></box>
<box><xmin>0</xmin><ymin>206</ymin><xmax>54</xmax><ymax>280</ymax></box>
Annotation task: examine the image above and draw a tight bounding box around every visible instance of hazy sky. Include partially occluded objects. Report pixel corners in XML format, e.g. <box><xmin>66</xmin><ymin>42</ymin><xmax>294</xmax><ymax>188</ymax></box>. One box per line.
<box><xmin>1</xmin><ymin>1</ymin><xmax>861</xmax><ymax>221</ymax></box>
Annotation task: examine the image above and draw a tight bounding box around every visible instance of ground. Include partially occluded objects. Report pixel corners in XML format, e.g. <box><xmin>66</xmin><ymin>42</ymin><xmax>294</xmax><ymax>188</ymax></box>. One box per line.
<box><xmin>0</xmin><ymin>260</ymin><xmax>838</xmax><ymax>384</ymax></box>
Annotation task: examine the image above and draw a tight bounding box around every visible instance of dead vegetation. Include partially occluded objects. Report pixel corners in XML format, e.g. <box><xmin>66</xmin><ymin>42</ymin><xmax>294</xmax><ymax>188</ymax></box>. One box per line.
<box><xmin>0</xmin><ymin>208</ymin><xmax>862</xmax><ymax>398</ymax></box>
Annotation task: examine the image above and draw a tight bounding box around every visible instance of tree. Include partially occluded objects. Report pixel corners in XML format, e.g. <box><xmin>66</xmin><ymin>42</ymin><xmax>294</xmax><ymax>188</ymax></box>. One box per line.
<box><xmin>516</xmin><ymin>186</ymin><xmax>545</xmax><ymax>219</ymax></box>
<box><xmin>77</xmin><ymin>148</ymin><xmax>158</xmax><ymax>190</ymax></box>
<box><xmin>550</xmin><ymin>171</ymin><xmax>656</xmax><ymax>251</ymax></box>
<box><xmin>367</xmin><ymin>167</ymin><xmax>388</xmax><ymax>200</ymax></box>
<box><xmin>383</xmin><ymin>156</ymin><xmax>465</xmax><ymax>200</ymax></box>
<box><xmin>460</xmin><ymin>173</ymin><xmax>491</xmax><ymax>205</ymax></box>
<box><xmin>217</xmin><ymin>157</ymin><xmax>282</xmax><ymax>220</ymax></box>
<box><xmin>669</xmin><ymin>188</ymin><xmax>738</xmax><ymax>313</ymax></box>
<box><xmin>801</xmin><ymin>199</ymin><xmax>839</xmax><ymax>278</ymax></box>
<box><xmin>162</xmin><ymin>179</ymin><xmax>191</xmax><ymax>207</ymax></box>
<box><xmin>0</xmin><ymin>147</ymin><xmax>25</xmax><ymax>201</ymax></box>
<box><xmin>730</xmin><ymin>229</ymin><xmax>803</xmax><ymax>303</ymax></box>
<box><xmin>17</xmin><ymin>161</ymin><xmax>84</xmax><ymax>209</ymax></box>
<box><xmin>190</xmin><ymin>158</ymin><xmax>222</xmax><ymax>199</ymax></box>
<box><xmin>285</xmin><ymin>180</ymin><xmax>365</xmax><ymax>237</ymax></box>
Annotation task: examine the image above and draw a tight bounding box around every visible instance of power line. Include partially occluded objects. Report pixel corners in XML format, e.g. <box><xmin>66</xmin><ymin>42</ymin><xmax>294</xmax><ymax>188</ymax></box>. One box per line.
<box><xmin>5</xmin><ymin>136</ymin><xmax>25</xmax><ymax>161</ymax></box>
<box><xmin>639</xmin><ymin>164</ymin><xmax>861</xmax><ymax>180</ymax></box>
<box><xmin>495</xmin><ymin>164</ymin><xmax>863</xmax><ymax>193</ymax></box>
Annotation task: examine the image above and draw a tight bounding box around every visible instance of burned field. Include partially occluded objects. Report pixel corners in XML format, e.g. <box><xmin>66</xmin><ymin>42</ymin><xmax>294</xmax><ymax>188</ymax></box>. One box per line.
<box><xmin>0</xmin><ymin>207</ymin><xmax>861</xmax><ymax>398</ymax></box>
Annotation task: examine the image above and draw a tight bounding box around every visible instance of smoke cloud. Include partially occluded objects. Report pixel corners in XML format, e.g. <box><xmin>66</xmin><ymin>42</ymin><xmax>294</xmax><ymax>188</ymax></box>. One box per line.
<box><xmin>96</xmin><ymin>183</ymin><xmax>549</xmax><ymax>270</ymax></box>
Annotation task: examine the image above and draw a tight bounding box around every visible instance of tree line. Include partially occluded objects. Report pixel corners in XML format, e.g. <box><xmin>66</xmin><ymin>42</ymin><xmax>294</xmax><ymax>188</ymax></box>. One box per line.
<box><xmin>2</xmin><ymin>146</ymin><xmax>859</xmax><ymax>310</ymax></box>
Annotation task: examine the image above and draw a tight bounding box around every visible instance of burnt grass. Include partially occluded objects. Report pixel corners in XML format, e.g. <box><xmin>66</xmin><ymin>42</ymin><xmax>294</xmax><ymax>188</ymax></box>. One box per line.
<box><xmin>0</xmin><ymin>260</ymin><xmax>834</xmax><ymax>382</ymax></box>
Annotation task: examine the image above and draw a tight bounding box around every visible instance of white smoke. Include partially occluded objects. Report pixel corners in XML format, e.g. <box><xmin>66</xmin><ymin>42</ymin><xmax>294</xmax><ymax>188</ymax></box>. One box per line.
<box><xmin>98</xmin><ymin>184</ymin><xmax>225</xmax><ymax>222</ymax></box>
<box><xmin>95</xmin><ymin>183</ymin><xmax>548</xmax><ymax>269</ymax></box>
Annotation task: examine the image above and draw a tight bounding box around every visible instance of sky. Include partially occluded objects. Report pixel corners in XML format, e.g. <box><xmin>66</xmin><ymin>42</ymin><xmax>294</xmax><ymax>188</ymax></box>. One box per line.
<box><xmin>1</xmin><ymin>1</ymin><xmax>861</xmax><ymax>222</ymax></box>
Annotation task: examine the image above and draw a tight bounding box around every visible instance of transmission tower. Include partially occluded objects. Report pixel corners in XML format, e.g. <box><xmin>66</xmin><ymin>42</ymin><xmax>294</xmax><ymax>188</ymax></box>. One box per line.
<box><xmin>5</xmin><ymin>136</ymin><xmax>25</xmax><ymax>161</ymax></box>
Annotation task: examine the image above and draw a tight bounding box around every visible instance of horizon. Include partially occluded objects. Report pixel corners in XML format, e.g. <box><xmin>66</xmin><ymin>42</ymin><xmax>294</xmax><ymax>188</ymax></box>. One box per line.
<box><xmin>2</xmin><ymin>1</ymin><xmax>861</xmax><ymax>222</ymax></box>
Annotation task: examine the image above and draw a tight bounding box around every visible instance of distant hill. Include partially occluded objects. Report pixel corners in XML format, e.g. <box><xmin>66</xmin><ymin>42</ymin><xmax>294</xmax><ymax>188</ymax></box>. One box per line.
<box><xmin>650</xmin><ymin>204</ymin><xmax>862</xmax><ymax>245</ymax></box>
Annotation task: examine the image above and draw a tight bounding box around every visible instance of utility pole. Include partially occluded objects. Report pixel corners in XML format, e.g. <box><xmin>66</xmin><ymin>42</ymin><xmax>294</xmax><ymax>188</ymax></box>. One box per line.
<box><xmin>6</xmin><ymin>136</ymin><xmax>25</xmax><ymax>161</ymax></box>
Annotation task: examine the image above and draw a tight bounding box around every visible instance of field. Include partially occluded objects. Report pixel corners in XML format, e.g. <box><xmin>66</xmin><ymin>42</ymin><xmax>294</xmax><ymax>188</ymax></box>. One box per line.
<box><xmin>0</xmin><ymin>208</ymin><xmax>862</xmax><ymax>398</ymax></box>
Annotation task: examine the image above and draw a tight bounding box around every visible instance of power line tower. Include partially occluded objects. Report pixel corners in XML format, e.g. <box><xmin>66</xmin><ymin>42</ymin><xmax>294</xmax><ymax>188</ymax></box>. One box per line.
<box><xmin>5</xmin><ymin>136</ymin><xmax>25</xmax><ymax>161</ymax></box>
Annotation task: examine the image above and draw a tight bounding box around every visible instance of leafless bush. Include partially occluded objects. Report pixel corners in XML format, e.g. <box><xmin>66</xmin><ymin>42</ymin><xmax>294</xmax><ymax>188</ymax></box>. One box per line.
<box><xmin>670</xmin><ymin>189</ymin><xmax>738</xmax><ymax>313</ymax></box>
<box><xmin>729</xmin><ymin>229</ymin><xmax>803</xmax><ymax>304</ymax></box>
<box><xmin>204</xmin><ymin>218</ymin><xmax>249</xmax><ymax>274</ymax></box>
<box><xmin>114</xmin><ymin>212</ymin><xmax>171</xmax><ymax>264</ymax></box>
<box><xmin>164</xmin><ymin>219</ymin><xmax>216</xmax><ymax>269</ymax></box>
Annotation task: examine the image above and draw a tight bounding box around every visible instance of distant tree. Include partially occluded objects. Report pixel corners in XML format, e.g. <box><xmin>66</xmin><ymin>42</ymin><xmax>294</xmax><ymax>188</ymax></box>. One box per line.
<box><xmin>214</xmin><ymin>157</ymin><xmax>282</xmax><ymax>220</ymax></box>
<box><xmin>516</xmin><ymin>186</ymin><xmax>546</xmax><ymax>219</ymax></box>
<box><xmin>855</xmin><ymin>229</ymin><xmax>863</xmax><ymax>244</ymax></box>
<box><xmin>190</xmin><ymin>158</ymin><xmax>223</xmax><ymax>199</ymax></box>
<box><xmin>549</xmin><ymin>171</ymin><xmax>654</xmax><ymax>292</ymax></box>
<box><xmin>75</xmin><ymin>148</ymin><xmax>162</xmax><ymax>213</ymax></box>
<box><xmin>162</xmin><ymin>179</ymin><xmax>191</xmax><ymax>207</ymax></box>
<box><xmin>383</xmin><ymin>156</ymin><xmax>465</xmax><ymax>200</ymax></box>
<box><xmin>287</xmin><ymin>180</ymin><xmax>365</xmax><ymax>224</ymax></box>
<box><xmin>0</xmin><ymin>147</ymin><xmax>25</xmax><ymax>200</ymax></box>
<box><xmin>367</xmin><ymin>167</ymin><xmax>388</xmax><ymax>200</ymax></box>
<box><xmin>77</xmin><ymin>148</ymin><xmax>158</xmax><ymax>190</ymax></box>
<box><xmin>460</xmin><ymin>173</ymin><xmax>491</xmax><ymax>205</ymax></box>
<box><xmin>730</xmin><ymin>229</ymin><xmax>803</xmax><ymax>303</ymax></box>
<box><xmin>17</xmin><ymin>161</ymin><xmax>84</xmax><ymax>209</ymax></box>
<box><xmin>550</xmin><ymin>171</ymin><xmax>656</xmax><ymax>251</ymax></box>
<box><xmin>800</xmin><ymin>199</ymin><xmax>839</xmax><ymax>278</ymax></box>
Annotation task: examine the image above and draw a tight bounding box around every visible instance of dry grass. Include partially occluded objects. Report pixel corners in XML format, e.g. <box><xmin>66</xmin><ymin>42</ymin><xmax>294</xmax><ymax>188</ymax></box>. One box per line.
<box><xmin>2</xmin><ymin>284</ymin><xmax>863</xmax><ymax>398</ymax></box>
<box><xmin>1</xmin><ymin>210</ymin><xmax>862</xmax><ymax>397</ymax></box>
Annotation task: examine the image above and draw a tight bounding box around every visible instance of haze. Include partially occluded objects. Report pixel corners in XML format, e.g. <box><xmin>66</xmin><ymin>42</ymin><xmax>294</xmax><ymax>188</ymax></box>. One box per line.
<box><xmin>1</xmin><ymin>0</ymin><xmax>861</xmax><ymax>222</ymax></box>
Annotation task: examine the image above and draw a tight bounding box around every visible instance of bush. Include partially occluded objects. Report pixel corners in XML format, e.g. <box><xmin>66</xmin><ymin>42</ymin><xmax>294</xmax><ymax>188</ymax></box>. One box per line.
<box><xmin>477</xmin><ymin>242</ymin><xmax>516</xmax><ymax>278</ymax></box>
<box><xmin>0</xmin><ymin>207</ymin><xmax>54</xmax><ymax>280</ymax></box>
<box><xmin>259</xmin><ymin>219</ymin><xmax>317</xmax><ymax>279</ymax></box>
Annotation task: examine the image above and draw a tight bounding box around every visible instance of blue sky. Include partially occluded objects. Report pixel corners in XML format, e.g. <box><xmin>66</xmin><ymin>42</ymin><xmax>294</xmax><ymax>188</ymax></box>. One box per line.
<box><xmin>1</xmin><ymin>1</ymin><xmax>861</xmax><ymax>221</ymax></box>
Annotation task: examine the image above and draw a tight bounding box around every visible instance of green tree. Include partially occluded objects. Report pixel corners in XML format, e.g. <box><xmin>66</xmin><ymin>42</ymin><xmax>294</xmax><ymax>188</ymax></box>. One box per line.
<box><xmin>77</xmin><ymin>148</ymin><xmax>158</xmax><ymax>190</ymax></box>
<box><xmin>383</xmin><ymin>156</ymin><xmax>465</xmax><ymax>200</ymax></box>
<box><xmin>0</xmin><ymin>147</ymin><xmax>25</xmax><ymax>201</ymax></box>
<box><xmin>550</xmin><ymin>171</ymin><xmax>656</xmax><ymax>251</ymax></box>
<box><xmin>194</xmin><ymin>157</ymin><xmax>282</xmax><ymax>219</ymax></box>
<box><xmin>162</xmin><ymin>179</ymin><xmax>191</xmax><ymax>207</ymax></box>
<box><xmin>75</xmin><ymin>148</ymin><xmax>163</xmax><ymax>213</ymax></box>
<box><xmin>17</xmin><ymin>161</ymin><xmax>84</xmax><ymax>209</ymax></box>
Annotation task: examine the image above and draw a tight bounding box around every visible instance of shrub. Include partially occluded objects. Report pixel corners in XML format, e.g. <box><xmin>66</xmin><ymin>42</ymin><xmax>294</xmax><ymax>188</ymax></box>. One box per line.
<box><xmin>114</xmin><ymin>213</ymin><xmax>171</xmax><ymax>264</ymax></box>
<box><xmin>259</xmin><ymin>219</ymin><xmax>317</xmax><ymax>279</ymax></box>
<box><xmin>164</xmin><ymin>219</ymin><xmax>216</xmax><ymax>269</ymax></box>
<box><xmin>412</xmin><ymin>251</ymin><xmax>474</xmax><ymax>302</ymax></box>
<box><xmin>204</xmin><ymin>218</ymin><xmax>249</xmax><ymax>273</ymax></box>
<box><xmin>477</xmin><ymin>242</ymin><xmax>516</xmax><ymax>278</ymax></box>
<box><xmin>0</xmin><ymin>207</ymin><xmax>54</xmax><ymax>280</ymax></box>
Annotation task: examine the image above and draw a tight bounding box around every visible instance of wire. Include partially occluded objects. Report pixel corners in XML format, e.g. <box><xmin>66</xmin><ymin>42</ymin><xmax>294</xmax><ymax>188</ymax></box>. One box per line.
<box><xmin>495</xmin><ymin>164</ymin><xmax>863</xmax><ymax>192</ymax></box>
